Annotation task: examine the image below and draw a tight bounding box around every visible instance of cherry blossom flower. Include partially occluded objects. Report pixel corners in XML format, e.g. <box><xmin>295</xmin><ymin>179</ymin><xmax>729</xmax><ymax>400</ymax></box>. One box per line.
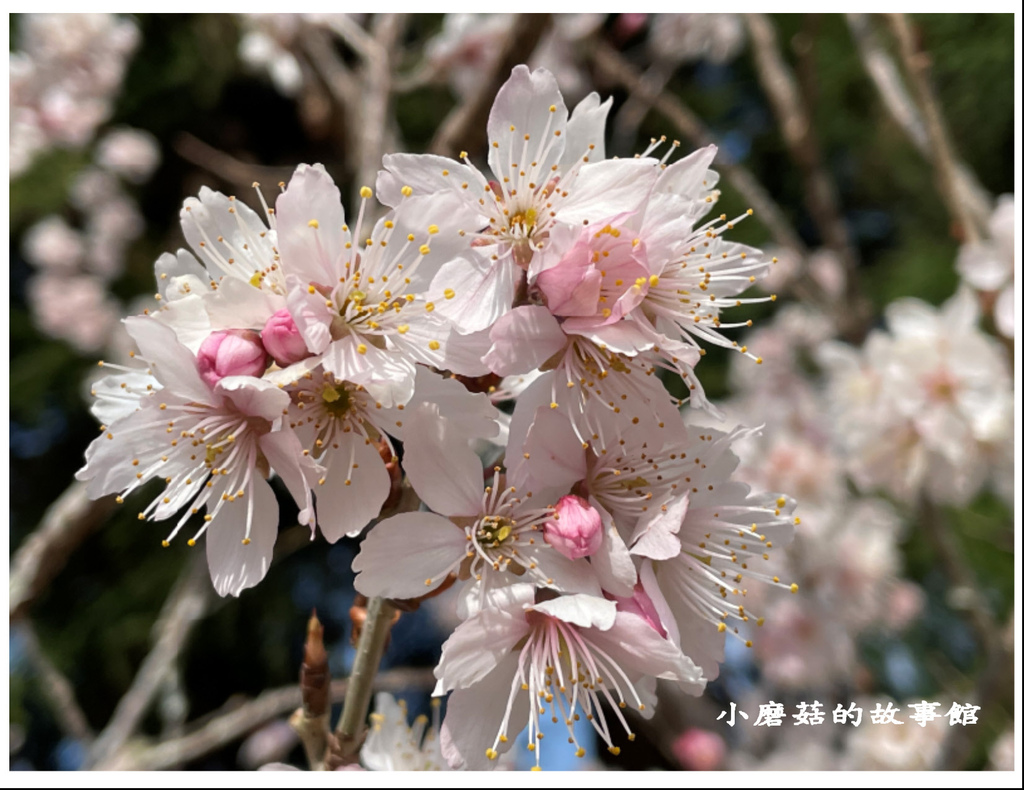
<box><xmin>956</xmin><ymin>193</ymin><xmax>1015</xmax><ymax>338</ymax></box>
<box><xmin>76</xmin><ymin>317</ymin><xmax>319</xmax><ymax>596</ymax></box>
<box><xmin>362</xmin><ymin>693</ymin><xmax>445</xmax><ymax>771</ymax></box>
<box><xmin>629</xmin><ymin>426</ymin><xmax>799</xmax><ymax>681</ymax></box>
<box><xmin>435</xmin><ymin>589</ymin><xmax>705</xmax><ymax>770</ymax></box>
<box><xmin>377</xmin><ymin>65</ymin><xmax>657</xmax><ymax>331</ymax></box>
<box><xmin>352</xmin><ymin>409</ymin><xmax>601</xmax><ymax>612</ymax></box>
<box><xmin>819</xmin><ymin>287</ymin><xmax>1013</xmax><ymax>505</ymax></box>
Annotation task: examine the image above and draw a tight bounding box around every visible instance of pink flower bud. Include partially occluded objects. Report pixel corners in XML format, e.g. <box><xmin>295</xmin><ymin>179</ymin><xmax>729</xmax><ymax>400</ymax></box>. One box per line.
<box><xmin>261</xmin><ymin>308</ymin><xmax>310</xmax><ymax>367</ymax></box>
<box><xmin>544</xmin><ymin>495</ymin><xmax>603</xmax><ymax>560</ymax></box>
<box><xmin>197</xmin><ymin>329</ymin><xmax>268</xmax><ymax>388</ymax></box>
<box><xmin>671</xmin><ymin>728</ymin><xmax>726</xmax><ymax>771</ymax></box>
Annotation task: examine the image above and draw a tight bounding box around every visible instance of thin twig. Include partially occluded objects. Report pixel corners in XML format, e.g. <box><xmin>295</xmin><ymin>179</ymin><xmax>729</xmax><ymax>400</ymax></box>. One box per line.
<box><xmin>430</xmin><ymin>14</ymin><xmax>552</xmax><ymax>157</ymax></box>
<box><xmin>103</xmin><ymin>668</ymin><xmax>436</xmax><ymax>771</ymax></box>
<box><xmin>884</xmin><ymin>14</ymin><xmax>987</xmax><ymax>243</ymax></box>
<box><xmin>18</xmin><ymin>620</ymin><xmax>95</xmax><ymax>744</ymax></box>
<box><xmin>173</xmin><ymin>134</ymin><xmax>295</xmax><ymax>194</ymax></box>
<box><xmin>10</xmin><ymin>481</ymin><xmax>116</xmax><ymax>621</ymax></box>
<box><xmin>355</xmin><ymin>14</ymin><xmax>407</xmax><ymax>205</ymax></box>
<box><xmin>87</xmin><ymin>554</ymin><xmax>215</xmax><ymax>769</ymax></box>
<box><xmin>330</xmin><ymin>596</ymin><xmax>398</xmax><ymax>764</ymax></box>
<box><xmin>86</xmin><ymin>525</ymin><xmax>314</xmax><ymax>769</ymax></box>
<box><xmin>918</xmin><ymin>496</ymin><xmax>1010</xmax><ymax>770</ymax></box>
<box><xmin>744</xmin><ymin>14</ymin><xmax>858</xmax><ymax>276</ymax></box>
<box><xmin>609</xmin><ymin>55</ymin><xmax>680</xmax><ymax>154</ymax></box>
<box><xmin>845</xmin><ymin>13</ymin><xmax>992</xmax><ymax>236</ymax></box>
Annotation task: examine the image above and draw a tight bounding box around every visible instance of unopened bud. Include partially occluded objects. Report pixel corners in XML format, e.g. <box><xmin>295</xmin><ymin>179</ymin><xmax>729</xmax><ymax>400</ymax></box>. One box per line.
<box><xmin>261</xmin><ymin>308</ymin><xmax>310</xmax><ymax>367</ymax></box>
<box><xmin>544</xmin><ymin>495</ymin><xmax>603</xmax><ymax>560</ymax></box>
<box><xmin>197</xmin><ymin>329</ymin><xmax>268</xmax><ymax>387</ymax></box>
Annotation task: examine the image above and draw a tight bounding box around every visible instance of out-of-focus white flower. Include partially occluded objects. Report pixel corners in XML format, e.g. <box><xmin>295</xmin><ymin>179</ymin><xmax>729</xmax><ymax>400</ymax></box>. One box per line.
<box><xmin>362</xmin><ymin>693</ymin><xmax>445</xmax><ymax>771</ymax></box>
<box><xmin>21</xmin><ymin>215</ymin><xmax>85</xmax><ymax>272</ymax></box>
<box><xmin>425</xmin><ymin>15</ymin><xmax>605</xmax><ymax>103</ymax></box>
<box><xmin>819</xmin><ymin>287</ymin><xmax>1013</xmax><ymax>505</ymax></box>
<box><xmin>649</xmin><ymin>14</ymin><xmax>746</xmax><ymax>65</ymax></box>
<box><xmin>27</xmin><ymin>272</ymin><xmax>119</xmax><ymax>353</ymax></box>
<box><xmin>841</xmin><ymin>697</ymin><xmax>945</xmax><ymax>770</ymax></box>
<box><xmin>956</xmin><ymin>193</ymin><xmax>1015</xmax><ymax>338</ymax></box>
<box><xmin>988</xmin><ymin>727</ymin><xmax>1015</xmax><ymax>772</ymax></box>
<box><xmin>10</xmin><ymin>14</ymin><xmax>139</xmax><ymax>177</ymax></box>
<box><xmin>95</xmin><ymin>127</ymin><xmax>161</xmax><ymax>183</ymax></box>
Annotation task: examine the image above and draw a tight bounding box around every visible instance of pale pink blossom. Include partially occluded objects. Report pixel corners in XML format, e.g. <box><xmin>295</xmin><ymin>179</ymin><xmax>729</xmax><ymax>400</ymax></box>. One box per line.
<box><xmin>434</xmin><ymin>589</ymin><xmax>704</xmax><ymax>769</ymax></box>
<box><xmin>76</xmin><ymin>317</ymin><xmax>319</xmax><ymax>596</ymax></box>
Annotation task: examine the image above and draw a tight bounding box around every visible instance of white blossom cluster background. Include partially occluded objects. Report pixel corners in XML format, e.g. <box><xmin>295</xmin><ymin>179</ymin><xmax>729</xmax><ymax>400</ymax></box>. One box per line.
<box><xmin>7</xmin><ymin>12</ymin><xmax>1018</xmax><ymax>775</ymax></box>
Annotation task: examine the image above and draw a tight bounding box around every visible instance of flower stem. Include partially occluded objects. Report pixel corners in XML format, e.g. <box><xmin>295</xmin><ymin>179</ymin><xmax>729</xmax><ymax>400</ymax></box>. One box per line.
<box><xmin>332</xmin><ymin>595</ymin><xmax>397</xmax><ymax>761</ymax></box>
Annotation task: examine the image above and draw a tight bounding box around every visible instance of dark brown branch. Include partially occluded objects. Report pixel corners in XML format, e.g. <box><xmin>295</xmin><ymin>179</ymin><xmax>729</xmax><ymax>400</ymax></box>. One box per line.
<box><xmin>10</xmin><ymin>482</ymin><xmax>116</xmax><ymax>621</ymax></box>
<box><xmin>19</xmin><ymin>620</ymin><xmax>95</xmax><ymax>744</ymax></box>
<box><xmin>430</xmin><ymin>14</ymin><xmax>552</xmax><ymax>157</ymax></box>
<box><xmin>87</xmin><ymin>554</ymin><xmax>215</xmax><ymax>769</ymax></box>
<box><xmin>885</xmin><ymin>13</ymin><xmax>986</xmax><ymax>243</ymax></box>
<box><xmin>744</xmin><ymin>14</ymin><xmax>857</xmax><ymax>275</ymax></box>
<box><xmin>173</xmin><ymin>133</ymin><xmax>295</xmax><ymax>195</ymax></box>
<box><xmin>102</xmin><ymin>668</ymin><xmax>436</xmax><ymax>771</ymax></box>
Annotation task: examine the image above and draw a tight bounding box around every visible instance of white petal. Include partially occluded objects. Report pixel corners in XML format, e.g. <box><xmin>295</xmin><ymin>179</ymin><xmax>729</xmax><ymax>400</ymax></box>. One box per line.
<box><xmin>258</xmin><ymin>427</ymin><xmax>319</xmax><ymax>528</ymax></box>
<box><xmin>352</xmin><ymin>511</ymin><xmax>466</xmax><ymax>599</ymax></box>
<box><xmin>994</xmin><ymin>284</ymin><xmax>1014</xmax><ymax>338</ymax></box>
<box><xmin>513</xmin><ymin>404</ymin><xmax>586</xmax><ymax>497</ymax></box>
<box><xmin>428</xmin><ymin>252</ymin><xmax>517</xmax><ymax>334</ymax></box>
<box><xmin>588</xmin><ymin>509</ymin><xmax>639</xmax><ymax>597</ymax></box>
<box><xmin>285</xmin><ymin>277</ymin><xmax>333</xmax><ymax>355</ymax></box>
<box><xmin>531</xmin><ymin>593</ymin><xmax>617</xmax><ymax>630</ymax></box>
<box><xmin>375</xmin><ymin>153</ymin><xmax>488</xmax><ymax>217</ymax></box>
<box><xmin>401</xmin><ymin>367</ymin><xmax>501</xmax><ymax>441</ymax></box>
<box><xmin>315</xmin><ymin>434</ymin><xmax>390</xmax><ymax>540</ymax></box>
<box><xmin>154</xmin><ymin>249</ymin><xmax>210</xmax><ymax>301</ymax></box>
<box><xmin>206</xmin><ymin>475</ymin><xmax>278</xmax><ymax>597</ymax></box>
<box><xmin>487</xmin><ymin>65</ymin><xmax>567</xmax><ymax>180</ymax></box>
<box><xmin>439</xmin><ymin>653</ymin><xmax>528</xmax><ymax>770</ymax></box>
<box><xmin>483</xmin><ymin>305</ymin><xmax>566</xmax><ymax>376</ymax></box>
<box><xmin>554</xmin><ymin>158</ymin><xmax>659</xmax><ymax>226</ymax></box>
<box><xmin>216</xmin><ymin>375</ymin><xmax>290</xmax><ymax>421</ymax></box>
<box><xmin>630</xmin><ymin>494</ymin><xmax>688</xmax><ymax>560</ymax></box>
<box><xmin>586</xmin><ymin>611</ymin><xmax>706</xmax><ymax>693</ymax></box>
<box><xmin>204</xmin><ymin>275</ymin><xmax>284</xmax><ymax>331</ymax></box>
<box><xmin>275</xmin><ymin>163</ymin><xmax>348</xmax><ymax>284</ymax></box>
<box><xmin>563</xmin><ymin>92</ymin><xmax>612</xmax><ymax>165</ymax></box>
<box><xmin>441</xmin><ymin>326</ymin><xmax>495</xmax><ymax>377</ymax></box>
<box><xmin>655</xmin><ymin>144</ymin><xmax>718</xmax><ymax>200</ymax></box>
<box><xmin>402</xmin><ymin>406</ymin><xmax>483</xmax><ymax>517</ymax></box>
<box><xmin>435</xmin><ymin>607</ymin><xmax>531</xmax><ymax>693</ymax></box>
<box><xmin>124</xmin><ymin>315</ymin><xmax>211</xmax><ymax>403</ymax></box>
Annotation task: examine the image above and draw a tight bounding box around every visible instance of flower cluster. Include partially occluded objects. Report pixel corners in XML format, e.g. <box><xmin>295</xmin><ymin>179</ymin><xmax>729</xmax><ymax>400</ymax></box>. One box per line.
<box><xmin>10</xmin><ymin>13</ymin><xmax>140</xmax><ymax>177</ymax></box>
<box><xmin>77</xmin><ymin>65</ymin><xmax>798</xmax><ymax>769</ymax></box>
